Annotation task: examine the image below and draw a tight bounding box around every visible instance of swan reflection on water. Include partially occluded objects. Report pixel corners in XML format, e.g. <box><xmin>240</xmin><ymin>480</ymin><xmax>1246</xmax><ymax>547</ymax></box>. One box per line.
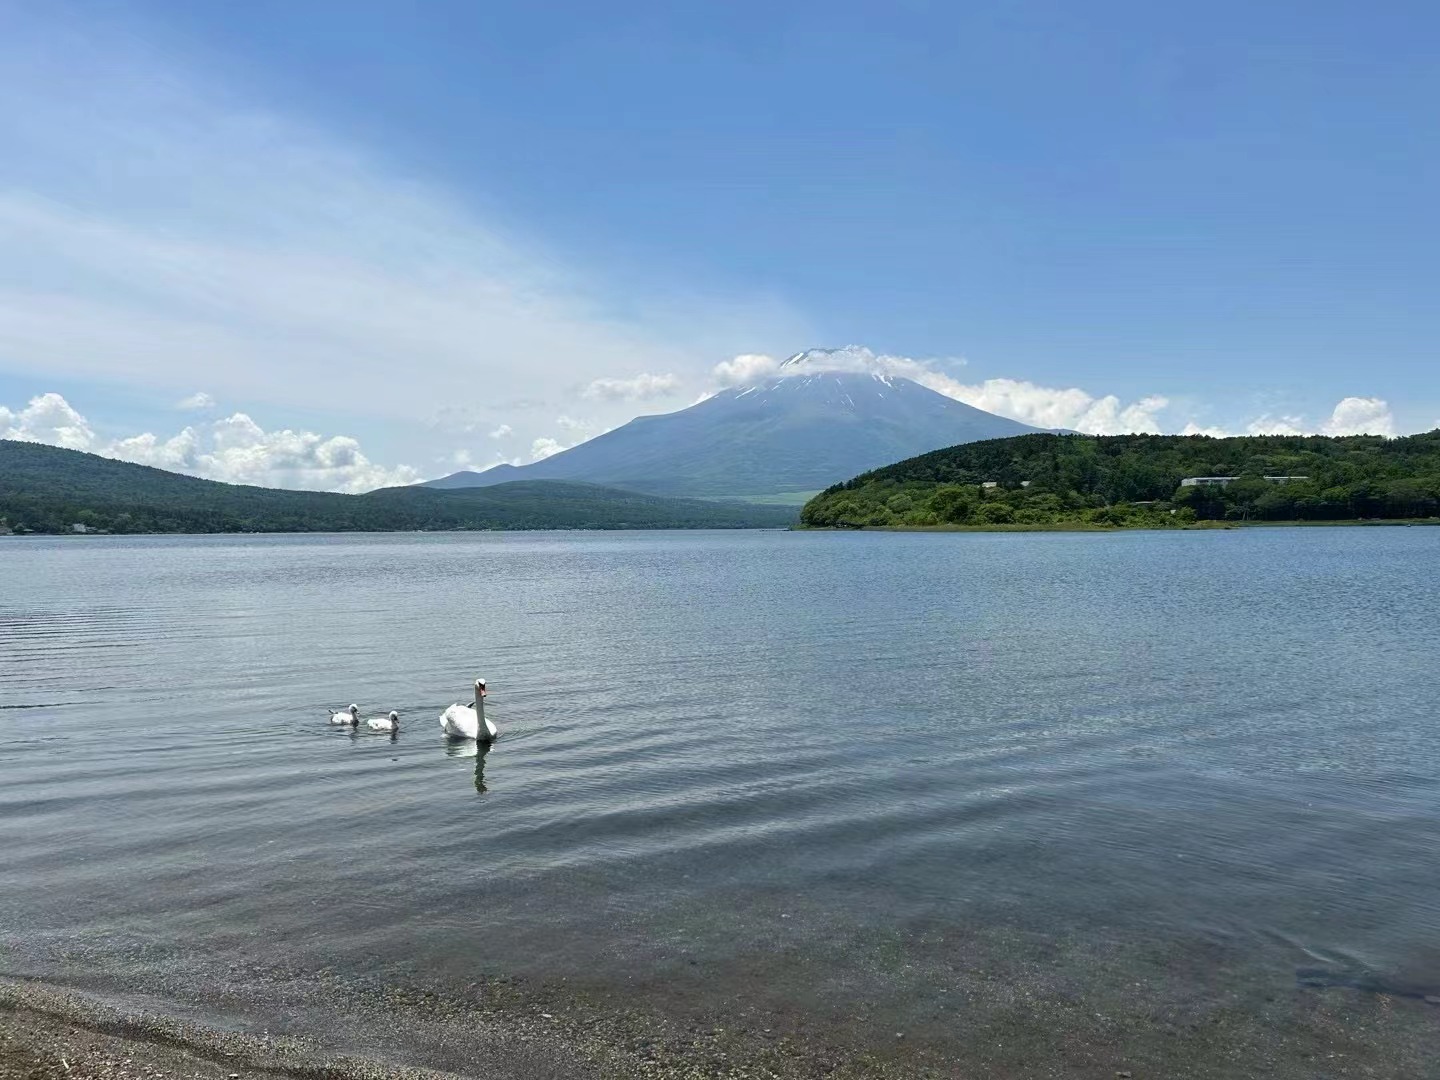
<box><xmin>444</xmin><ymin>738</ymin><xmax>492</xmax><ymax>793</ymax></box>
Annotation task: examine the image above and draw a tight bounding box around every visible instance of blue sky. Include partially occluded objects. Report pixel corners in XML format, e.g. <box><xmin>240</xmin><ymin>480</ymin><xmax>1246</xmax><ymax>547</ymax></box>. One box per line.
<box><xmin>1</xmin><ymin>0</ymin><xmax>1436</xmax><ymax>489</ymax></box>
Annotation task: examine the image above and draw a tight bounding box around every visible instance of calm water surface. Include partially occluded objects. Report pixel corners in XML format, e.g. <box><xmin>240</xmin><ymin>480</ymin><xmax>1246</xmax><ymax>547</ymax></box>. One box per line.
<box><xmin>3</xmin><ymin>529</ymin><xmax>1438</xmax><ymax>1071</ymax></box>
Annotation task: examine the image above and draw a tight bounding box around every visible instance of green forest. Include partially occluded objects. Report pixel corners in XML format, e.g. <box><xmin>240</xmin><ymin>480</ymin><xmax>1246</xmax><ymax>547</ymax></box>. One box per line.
<box><xmin>800</xmin><ymin>431</ymin><xmax>1440</xmax><ymax>529</ymax></box>
<box><xmin>0</xmin><ymin>441</ymin><xmax>798</xmax><ymax>534</ymax></box>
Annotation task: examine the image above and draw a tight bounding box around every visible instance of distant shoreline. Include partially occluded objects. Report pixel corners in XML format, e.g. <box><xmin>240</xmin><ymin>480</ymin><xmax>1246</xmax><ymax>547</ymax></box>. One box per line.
<box><xmin>798</xmin><ymin>517</ymin><xmax>1440</xmax><ymax>534</ymax></box>
<box><xmin>0</xmin><ymin>525</ymin><xmax>795</xmax><ymax>538</ymax></box>
<box><xmin>6</xmin><ymin>518</ymin><xmax>1440</xmax><ymax>538</ymax></box>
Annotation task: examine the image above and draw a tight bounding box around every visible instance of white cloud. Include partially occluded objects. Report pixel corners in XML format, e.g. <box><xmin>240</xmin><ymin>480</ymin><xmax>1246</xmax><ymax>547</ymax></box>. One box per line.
<box><xmin>582</xmin><ymin>372</ymin><xmax>683</xmax><ymax>401</ymax></box>
<box><xmin>712</xmin><ymin>353</ymin><xmax>781</xmax><ymax>386</ymax></box>
<box><xmin>1219</xmin><ymin>398</ymin><xmax>1396</xmax><ymax>439</ymax></box>
<box><xmin>1180</xmin><ymin>421</ymin><xmax>1232</xmax><ymax>438</ymax></box>
<box><xmin>1246</xmin><ymin>415</ymin><xmax>1307</xmax><ymax>436</ymax></box>
<box><xmin>110</xmin><ymin>427</ymin><xmax>202</xmax><ymax>471</ymax></box>
<box><xmin>1320</xmin><ymin>396</ymin><xmax>1395</xmax><ymax>437</ymax></box>
<box><xmin>1</xmin><ymin>392</ymin><xmax>417</xmax><ymax>492</ymax></box>
<box><xmin>529</xmin><ymin>437</ymin><xmax>566</xmax><ymax>461</ymax></box>
<box><xmin>176</xmin><ymin>391</ymin><xmax>214</xmax><ymax>410</ymax></box>
<box><xmin>1190</xmin><ymin>399</ymin><xmax>1399</xmax><ymax>439</ymax></box>
<box><xmin>0</xmin><ymin>391</ymin><xmax>96</xmax><ymax>449</ymax></box>
<box><xmin>523</xmin><ymin>416</ymin><xmax>613</xmax><ymax>461</ymax></box>
<box><xmin>488</xmin><ymin>424</ymin><xmax>512</xmax><ymax>439</ymax></box>
<box><xmin>938</xmin><ymin>379</ymin><xmax>1169</xmax><ymax>434</ymax></box>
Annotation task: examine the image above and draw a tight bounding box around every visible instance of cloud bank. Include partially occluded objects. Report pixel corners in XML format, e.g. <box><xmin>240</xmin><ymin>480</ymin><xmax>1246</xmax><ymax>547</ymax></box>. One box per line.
<box><xmin>713</xmin><ymin>354</ymin><xmax>783</xmax><ymax>386</ymax></box>
<box><xmin>713</xmin><ymin>346</ymin><xmax>1170</xmax><ymax>435</ymax></box>
<box><xmin>1319</xmin><ymin>397</ymin><xmax>1397</xmax><ymax>437</ymax></box>
<box><xmin>1237</xmin><ymin>397</ymin><xmax>1395</xmax><ymax>438</ymax></box>
<box><xmin>709</xmin><ymin>346</ymin><xmax>1400</xmax><ymax>439</ymax></box>
<box><xmin>1</xmin><ymin>393</ymin><xmax>417</xmax><ymax>492</ymax></box>
<box><xmin>0</xmin><ymin>391</ymin><xmax>95</xmax><ymax>450</ymax></box>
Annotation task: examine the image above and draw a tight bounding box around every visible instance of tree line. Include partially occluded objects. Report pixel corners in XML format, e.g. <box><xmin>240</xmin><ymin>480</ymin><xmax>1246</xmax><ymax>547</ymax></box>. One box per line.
<box><xmin>800</xmin><ymin>431</ymin><xmax>1440</xmax><ymax>529</ymax></box>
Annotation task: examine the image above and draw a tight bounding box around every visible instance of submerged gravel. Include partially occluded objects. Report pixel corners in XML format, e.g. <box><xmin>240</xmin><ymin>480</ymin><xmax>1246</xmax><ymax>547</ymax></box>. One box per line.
<box><xmin>0</xmin><ymin>979</ymin><xmax>930</xmax><ymax>1080</ymax></box>
<box><xmin>5</xmin><ymin>965</ymin><xmax>1438</xmax><ymax>1080</ymax></box>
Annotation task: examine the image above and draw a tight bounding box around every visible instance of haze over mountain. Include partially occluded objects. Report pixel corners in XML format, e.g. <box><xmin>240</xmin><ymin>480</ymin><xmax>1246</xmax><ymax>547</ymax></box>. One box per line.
<box><xmin>426</xmin><ymin>352</ymin><xmax>1051</xmax><ymax>499</ymax></box>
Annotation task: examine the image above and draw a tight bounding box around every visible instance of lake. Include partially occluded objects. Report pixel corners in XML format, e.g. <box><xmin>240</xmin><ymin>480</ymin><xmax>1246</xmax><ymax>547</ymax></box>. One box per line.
<box><xmin>2</xmin><ymin>528</ymin><xmax>1438</xmax><ymax>1077</ymax></box>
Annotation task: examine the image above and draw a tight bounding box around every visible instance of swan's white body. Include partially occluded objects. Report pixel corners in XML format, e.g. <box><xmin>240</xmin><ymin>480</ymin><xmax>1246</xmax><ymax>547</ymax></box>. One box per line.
<box><xmin>329</xmin><ymin>704</ymin><xmax>359</xmax><ymax>725</ymax></box>
<box><xmin>440</xmin><ymin>680</ymin><xmax>497</xmax><ymax>741</ymax></box>
<box><xmin>366</xmin><ymin>711</ymin><xmax>400</xmax><ymax>732</ymax></box>
<box><xmin>440</xmin><ymin>703</ymin><xmax>495</xmax><ymax>740</ymax></box>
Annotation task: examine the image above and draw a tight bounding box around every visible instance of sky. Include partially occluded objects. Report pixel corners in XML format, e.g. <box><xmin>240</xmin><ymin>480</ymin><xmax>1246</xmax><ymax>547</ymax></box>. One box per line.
<box><xmin>1</xmin><ymin>0</ymin><xmax>1437</xmax><ymax>491</ymax></box>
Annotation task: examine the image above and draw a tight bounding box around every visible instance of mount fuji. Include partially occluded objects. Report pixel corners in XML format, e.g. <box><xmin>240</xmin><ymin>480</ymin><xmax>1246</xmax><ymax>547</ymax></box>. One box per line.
<box><xmin>423</xmin><ymin>353</ymin><xmax>1050</xmax><ymax>499</ymax></box>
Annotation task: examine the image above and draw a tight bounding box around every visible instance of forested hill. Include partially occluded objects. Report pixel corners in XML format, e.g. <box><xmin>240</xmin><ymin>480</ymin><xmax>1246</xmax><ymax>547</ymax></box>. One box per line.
<box><xmin>0</xmin><ymin>441</ymin><xmax>797</xmax><ymax>533</ymax></box>
<box><xmin>800</xmin><ymin>431</ymin><xmax>1440</xmax><ymax>528</ymax></box>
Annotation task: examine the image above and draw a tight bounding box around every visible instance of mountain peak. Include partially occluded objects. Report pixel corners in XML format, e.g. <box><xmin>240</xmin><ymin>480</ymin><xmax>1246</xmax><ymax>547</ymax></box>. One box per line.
<box><xmin>422</xmin><ymin>363</ymin><xmax>1048</xmax><ymax>499</ymax></box>
<box><xmin>778</xmin><ymin>345</ymin><xmax>872</xmax><ymax>372</ymax></box>
<box><xmin>718</xmin><ymin>368</ymin><xmax>906</xmax><ymax>407</ymax></box>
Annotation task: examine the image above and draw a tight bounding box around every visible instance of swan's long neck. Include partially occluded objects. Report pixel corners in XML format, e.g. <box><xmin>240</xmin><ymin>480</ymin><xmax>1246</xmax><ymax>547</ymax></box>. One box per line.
<box><xmin>474</xmin><ymin>687</ymin><xmax>486</xmax><ymax>728</ymax></box>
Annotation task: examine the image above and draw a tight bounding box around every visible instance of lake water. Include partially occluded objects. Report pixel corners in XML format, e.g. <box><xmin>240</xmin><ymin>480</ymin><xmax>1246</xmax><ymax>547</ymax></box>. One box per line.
<box><xmin>3</xmin><ymin>528</ymin><xmax>1438</xmax><ymax>1076</ymax></box>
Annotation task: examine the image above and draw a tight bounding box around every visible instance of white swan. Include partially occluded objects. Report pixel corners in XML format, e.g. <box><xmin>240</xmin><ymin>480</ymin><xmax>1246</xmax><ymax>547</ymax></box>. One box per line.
<box><xmin>329</xmin><ymin>704</ymin><xmax>360</xmax><ymax>726</ymax></box>
<box><xmin>366</xmin><ymin>710</ymin><xmax>400</xmax><ymax>733</ymax></box>
<box><xmin>440</xmin><ymin>679</ymin><xmax>497</xmax><ymax>741</ymax></box>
